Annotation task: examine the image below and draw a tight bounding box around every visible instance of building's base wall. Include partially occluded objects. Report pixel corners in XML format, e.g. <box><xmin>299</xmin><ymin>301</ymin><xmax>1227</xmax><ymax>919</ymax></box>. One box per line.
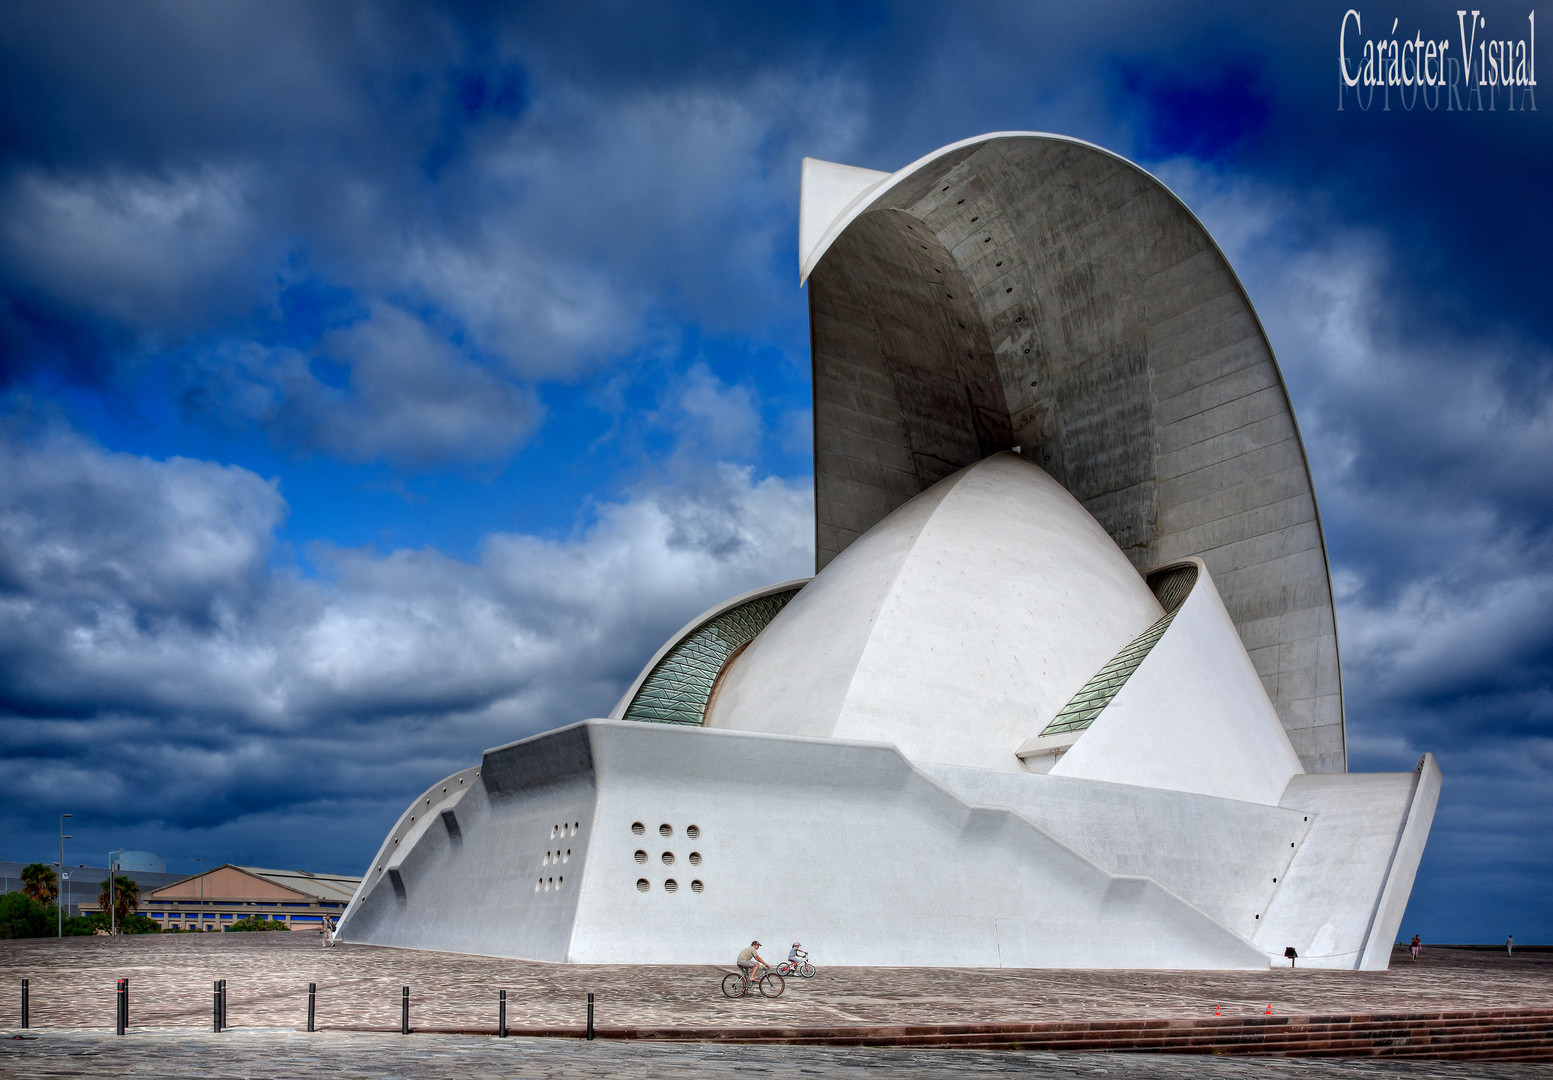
<box><xmin>339</xmin><ymin>722</ymin><xmax>1436</xmax><ymax>970</ymax></box>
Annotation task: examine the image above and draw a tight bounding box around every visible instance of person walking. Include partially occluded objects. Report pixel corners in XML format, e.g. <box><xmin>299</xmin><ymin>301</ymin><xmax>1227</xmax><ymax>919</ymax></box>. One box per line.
<box><xmin>1507</xmin><ymin>934</ymin><xmax>1515</xmax><ymax>957</ymax></box>
<box><xmin>1410</xmin><ymin>934</ymin><xmax>1422</xmax><ymax>962</ymax></box>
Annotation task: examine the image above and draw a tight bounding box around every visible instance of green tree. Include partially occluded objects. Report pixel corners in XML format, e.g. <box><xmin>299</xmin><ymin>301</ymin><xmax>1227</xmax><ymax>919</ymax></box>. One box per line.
<box><xmin>20</xmin><ymin>863</ymin><xmax>57</xmax><ymax>906</ymax></box>
<box><xmin>227</xmin><ymin>915</ymin><xmax>291</xmax><ymax>932</ymax></box>
<box><xmin>98</xmin><ymin>875</ymin><xmax>140</xmax><ymax>924</ymax></box>
<box><xmin>0</xmin><ymin>892</ymin><xmax>53</xmax><ymax>939</ymax></box>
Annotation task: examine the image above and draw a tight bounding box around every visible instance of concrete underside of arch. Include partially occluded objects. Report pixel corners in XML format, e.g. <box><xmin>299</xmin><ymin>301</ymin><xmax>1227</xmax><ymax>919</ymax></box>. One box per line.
<box><xmin>336</xmin><ymin>720</ymin><xmax>1438</xmax><ymax>970</ymax></box>
<box><xmin>806</xmin><ymin>136</ymin><xmax>1345</xmax><ymax>774</ymax></box>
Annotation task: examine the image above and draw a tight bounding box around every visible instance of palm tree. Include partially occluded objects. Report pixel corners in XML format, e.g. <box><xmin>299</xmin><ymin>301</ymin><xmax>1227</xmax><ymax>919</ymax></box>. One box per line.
<box><xmin>98</xmin><ymin>875</ymin><xmax>139</xmax><ymax>924</ymax></box>
<box><xmin>20</xmin><ymin>863</ymin><xmax>57</xmax><ymax>906</ymax></box>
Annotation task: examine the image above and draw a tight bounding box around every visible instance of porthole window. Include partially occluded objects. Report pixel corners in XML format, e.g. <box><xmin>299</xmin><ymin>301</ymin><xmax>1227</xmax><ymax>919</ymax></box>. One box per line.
<box><xmin>534</xmin><ymin>879</ymin><xmax>540</xmax><ymax>892</ymax></box>
<box><xmin>659</xmin><ymin>823</ymin><xmax>672</xmax><ymax>837</ymax></box>
<box><xmin>636</xmin><ymin>878</ymin><xmax>650</xmax><ymax>892</ymax></box>
<box><xmin>664</xmin><ymin>879</ymin><xmax>678</xmax><ymax>893</ymax></box>
<box><xmin>551</xmin><ymin>825</ymin><xmax>558</xmax><ymax>838</ymax></box>
<box><xmin>632</xmin><ymin>822</ymin><xmax>645</xmax><ymax>835</ymax></box>
<box><xmin>634</xmin><ymin>850</ymin><xmax>647</xmax><ymax>864</ymax></box>
<box><xmin>563</xmin><ymin>849</ymin><xmax>570</xmax><ymax>862</ymax></box>
<box><xmin>686</xmin><ymin>825</ymin><xmax>700</xmax><ymax>839</ymax></box>
<box><xmin>689</xmin><ymin>852</ymin><xmax>702</xmax><ymax>866</ymax></box>
<box><xmin>662</xmin><ymin>852</ymin><xmax>675</xmax><ymax>865</ymax></box>
<box><xmin>691</xmin><ymin>880</ymin><xmax>704</xmax><ymax>893</ymax></box>
<box><xmin>574</xmin><ymin>821</ymin><xmax>580</xmax><ymax>831</ymax></box>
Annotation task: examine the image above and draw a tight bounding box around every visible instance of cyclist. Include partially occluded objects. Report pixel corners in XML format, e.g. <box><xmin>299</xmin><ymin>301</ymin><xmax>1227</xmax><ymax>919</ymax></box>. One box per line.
<box><xmin>737</xmin><ymin>940</ymin><xmax>767</xmax><ymax>986</ymax></box>
<box><xmin>787</xmin><ymin>942</ymin><xmax>807</xmax><ymax>967</ymax></box>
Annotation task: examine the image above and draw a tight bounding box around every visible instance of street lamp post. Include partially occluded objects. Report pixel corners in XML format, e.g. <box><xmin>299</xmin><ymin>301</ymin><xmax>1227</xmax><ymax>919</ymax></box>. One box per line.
<box><xmin>109</xmin><ymin>849</ymin><xmax>124</xmax><ymax>936</ymax></box>
<box><xmin>56</xmin><ymin>815</ymin><xmax>72</xmax><ymax>938</ymax></box>
<box><xmin>195</xmin><ymin>858</ymin><xmax>203</xmax><ymax>931</ymax></box>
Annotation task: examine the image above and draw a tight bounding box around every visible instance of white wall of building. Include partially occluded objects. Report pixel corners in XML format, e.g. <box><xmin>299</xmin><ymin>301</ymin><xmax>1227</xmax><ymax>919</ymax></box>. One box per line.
<box><xmin>707</xmin><ymin>454</ymin><xmax>1165</xmax><ymax>773</ymax></box>
<box><xmin>1051</xmin><ymin>560</ymin><xmax>1305</xmax><ymax>806</ymax></box>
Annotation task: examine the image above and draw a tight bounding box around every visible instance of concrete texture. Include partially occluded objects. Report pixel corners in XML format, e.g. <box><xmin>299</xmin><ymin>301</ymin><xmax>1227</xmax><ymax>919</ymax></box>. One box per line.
<box><xmin>337</xmin><ymin>714</ymin><xmax>1423</xmax><ymax>970</ymax></box>
<box><xmin>802</xmin><ymin>133</ymin><xmax>1345</xmax><ymax>774</ymax></box>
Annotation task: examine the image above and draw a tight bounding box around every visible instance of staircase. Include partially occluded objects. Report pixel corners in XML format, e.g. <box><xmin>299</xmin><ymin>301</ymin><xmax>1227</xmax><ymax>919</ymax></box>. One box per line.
<box><xmin>444</xmin><ymin>1009</ymin><xmax>1553</xmax><ymax>1061</ymax></box>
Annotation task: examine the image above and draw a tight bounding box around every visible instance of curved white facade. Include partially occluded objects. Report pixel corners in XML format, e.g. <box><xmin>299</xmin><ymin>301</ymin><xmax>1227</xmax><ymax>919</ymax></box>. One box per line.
<box><xmin>338</xmin><ymin>135</ymin><xmax>1438</xmax><ymax>972</ymax></box>
<box><xmin>706</xmin><ymin>453</ymin><xmax>1165</xmax><ymax>772</ymax></box>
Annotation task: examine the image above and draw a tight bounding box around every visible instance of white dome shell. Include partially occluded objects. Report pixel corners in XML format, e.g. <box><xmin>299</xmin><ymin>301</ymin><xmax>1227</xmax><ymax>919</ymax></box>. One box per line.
<box><xmin>704</xmin><ymin>452</ymin><xmax>1166</xmax><ymax>772</ymax></box>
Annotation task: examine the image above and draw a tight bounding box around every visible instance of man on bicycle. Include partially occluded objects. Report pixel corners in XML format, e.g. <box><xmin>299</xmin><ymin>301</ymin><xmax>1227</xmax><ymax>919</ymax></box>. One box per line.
<box><xmin>737</xmin><ymin>940</ymin><xmax>766</xmax><ymax>986</ymax></box>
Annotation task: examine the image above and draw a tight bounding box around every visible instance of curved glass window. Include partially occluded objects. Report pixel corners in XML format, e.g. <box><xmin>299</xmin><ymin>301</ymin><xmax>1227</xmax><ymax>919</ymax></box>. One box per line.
<box><xmin>622</xmin><ymin>588</ymin><xmax>801</xmax><ymax>726</ymax></box>
<box><xmin>1041</xmin><ymin>563</ymin><xmax>1198</xmax><ymax>737</ymax></box>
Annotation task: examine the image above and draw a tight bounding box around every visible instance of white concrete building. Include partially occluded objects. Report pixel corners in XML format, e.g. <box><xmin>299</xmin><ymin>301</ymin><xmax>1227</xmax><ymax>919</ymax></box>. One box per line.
<box><xmin>336</xmin><ymin>134</ymin><xmax>1439</xmax><ymax>970</ymax></box>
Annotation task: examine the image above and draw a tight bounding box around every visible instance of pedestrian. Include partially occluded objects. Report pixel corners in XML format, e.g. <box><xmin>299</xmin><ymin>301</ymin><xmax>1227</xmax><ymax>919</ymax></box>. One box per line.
<box><xmin>1507</xmin><ymin>934</ymin><xmax>1514</xmax><ymax>957</ymax></box>
<box><xmin>1410</xmin><ymin>933</ymin><xmax>1421</xmax><ymax>962</ymax></box>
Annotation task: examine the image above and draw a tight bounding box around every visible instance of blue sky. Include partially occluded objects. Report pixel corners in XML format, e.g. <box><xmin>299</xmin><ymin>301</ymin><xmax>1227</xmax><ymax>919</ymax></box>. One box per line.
<box><xmin>1</xmin><ymin>1</ymin><xmax>1548</xmax><ymax>943</ymax></box>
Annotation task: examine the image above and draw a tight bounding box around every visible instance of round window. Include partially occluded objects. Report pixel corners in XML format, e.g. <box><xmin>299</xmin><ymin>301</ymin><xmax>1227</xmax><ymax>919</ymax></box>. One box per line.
<box><xmin>635</xmin><ymin>878</ymin><xmax>649</xmax><ymax>892</ymax></box>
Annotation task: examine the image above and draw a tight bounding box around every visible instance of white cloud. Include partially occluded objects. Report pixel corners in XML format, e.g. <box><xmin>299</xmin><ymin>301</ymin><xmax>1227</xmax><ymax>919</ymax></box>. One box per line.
<box><xmin>0</xmin><ymin>421</ymin><xmax>813</xmax><ymax>837</ymax></box>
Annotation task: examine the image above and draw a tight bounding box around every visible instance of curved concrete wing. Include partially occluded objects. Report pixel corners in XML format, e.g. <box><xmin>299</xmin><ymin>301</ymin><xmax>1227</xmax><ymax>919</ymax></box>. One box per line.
<box><xmin>803</xmin><ymin>133</ymin><xmax>1344</xmax><ymax>774</ymax></box>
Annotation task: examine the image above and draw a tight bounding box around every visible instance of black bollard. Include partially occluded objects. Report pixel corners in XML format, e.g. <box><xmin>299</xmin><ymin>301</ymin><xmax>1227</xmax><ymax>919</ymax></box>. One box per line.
<box><xmin>307</xmin><ymin>982</ymin><xmax>316</xmax><ymax>1033</ymax></box>
<box><xmin>115</xmin><ymin>978</ymin><xmax>126</xmax><ymax>1036</ymax></box>
<box><xmin>220</xmin><ymin>979</ymin><xmax>227</xmax><ymax>1030</ymax></box>
<box><xmin>498</xmin><ymin>989</ymin><xmax>507</xmax><ymax>1038</ymax></box>
<box><xmin>212</xmin><ymin>980</ymin><xmax>222</xmax><ymax>1033</ymax></box>
<box><xmin>586</xmin><ymin>992</ymin><xmax>594</xmax><ymax>1041</ymax></box>
<box><xmin>21</xmin><ymin>979</ymin><xmax>28</xmax><ymax>1029</ymax></box>
<box><xmin>401</xmin><ymin>985</ymin><xmax>409</xmax><ymax>1035</ymax></box>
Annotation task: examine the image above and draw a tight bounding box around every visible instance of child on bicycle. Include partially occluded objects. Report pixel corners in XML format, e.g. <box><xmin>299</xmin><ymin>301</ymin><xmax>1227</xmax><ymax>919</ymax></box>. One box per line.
<box><xmin>788</xmin><ymin>942</ymin><xmax>807</xmax><ymax>965</ymax></box>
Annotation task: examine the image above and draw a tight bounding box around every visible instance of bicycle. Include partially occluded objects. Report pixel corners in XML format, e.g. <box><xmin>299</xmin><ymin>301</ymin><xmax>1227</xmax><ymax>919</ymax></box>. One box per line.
<box><xmin>778</xmin><ymin>952</ymin><xmax>815</xmax><ymax>978</ymax></box>
<box><xmin>721</xmin><ymin>963</ymin><xmax>784</xmax><ymax>998</ymax></box>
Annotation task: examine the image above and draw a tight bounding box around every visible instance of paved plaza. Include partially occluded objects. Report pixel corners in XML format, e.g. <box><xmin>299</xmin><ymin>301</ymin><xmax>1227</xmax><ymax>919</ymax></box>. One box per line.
<box><xmin>5</xmin><ymin>1029</ymin><xmax>1553</xmax><ymax>1080</ymax></box>
<box><xmin>1</xmin><ymin>936</ymin><xmax>1549</xmax><ymax>1076</ymax></box>
<box><xmin>3</xmin><ymin>935</ymin><xmax>1549</xmax><ymax>1032</ymax></box>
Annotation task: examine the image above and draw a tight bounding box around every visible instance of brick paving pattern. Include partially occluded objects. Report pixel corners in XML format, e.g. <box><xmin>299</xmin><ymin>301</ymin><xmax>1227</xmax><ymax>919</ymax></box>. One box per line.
<box><xmin>4</xmin><ymin>1030</ymin><xmax>1553</xmax><ymax>1080</ymax></box>
<box><xmin>3</xmin><ymin>936</ymin><xmax>1550</xmax><ymax>1034</ymax></box>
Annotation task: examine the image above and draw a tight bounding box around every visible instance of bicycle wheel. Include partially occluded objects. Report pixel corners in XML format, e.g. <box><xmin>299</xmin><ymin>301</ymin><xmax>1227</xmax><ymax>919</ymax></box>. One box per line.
<box><xmin>778</xmin><ymin>962</ymin><xmax>793</xmax><ymax>976</ymax></box>
<box><xmin>759</xmin><ymin>972</ymin><xmax>785</xmax><ymax>998</ymax></box>
<box><xmin>799</xmin><ymin>961</ymin><xmax>815</xmax><ymax>978</ymax></box>
<box><xmin>721</xmin><ymin>972</ymin><xmax>747</xmax><ymax>998</ymax></box>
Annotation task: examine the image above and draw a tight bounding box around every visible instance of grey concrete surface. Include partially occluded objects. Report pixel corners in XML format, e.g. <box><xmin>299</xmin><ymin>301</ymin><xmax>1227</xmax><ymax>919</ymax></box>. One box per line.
<box><xmin>804</xmin><ymin>134</ymin><xmax>1344</xmax><ymax>774</ymax></box>
<box><xmin>3</xmin><ymin>1029</ymin><xmax>1551</xmax><ymax>1080</ymax></box>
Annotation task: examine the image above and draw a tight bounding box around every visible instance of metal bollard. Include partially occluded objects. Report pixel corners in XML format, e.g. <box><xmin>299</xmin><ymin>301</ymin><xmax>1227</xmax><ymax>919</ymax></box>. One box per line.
<box><xmin>498</xmin><ymin>988</ymin><xmax>507</xmax><ymax>1038</ymax></box>
<box><xmin>307</xmin><ymin>982</ymin><xmax>316</xmax><ymax>1033</ymax></box>
<box><xmin>21</xmin><ymin>979</ymin><xmax>28</xmax><ymax>1029</ymax></box>
<box><xmin>212</xmin><ymin>980</ymin><xmax>222</xmax><ymax>1033</ymax></box>
<box><xmin>586</xmin><ymin>992</ymin><xmax>594</xmax><ymax>1041</ymax></box>
<box><xmin>401</xmin><ymin>985</ymin><xmax>409</xmax><ymax>1035</ymax></box>
<box><xmin>115</xmin><ymin>978</ymin><xmax>126</xmax><ymax>1036</ymax></box>
<box><xmin>220</xmin><ymin>979</ymin><xmax>228</xmax><ymax>1030</ymax></box>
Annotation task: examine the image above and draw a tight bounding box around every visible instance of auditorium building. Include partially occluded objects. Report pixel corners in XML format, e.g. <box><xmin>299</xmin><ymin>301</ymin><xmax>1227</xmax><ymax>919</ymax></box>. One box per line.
<box><xmin>335</xmin><ymin>133</ymin><xmax>1439</xmax><ymax>970</ymax></box>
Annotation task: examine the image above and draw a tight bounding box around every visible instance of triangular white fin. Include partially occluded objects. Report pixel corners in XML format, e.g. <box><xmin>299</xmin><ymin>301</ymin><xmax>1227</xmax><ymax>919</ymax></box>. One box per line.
<box><xmin>800</xmin><ymin>157</ymin><xmax>889</xmax><ymax>281</ymax></box>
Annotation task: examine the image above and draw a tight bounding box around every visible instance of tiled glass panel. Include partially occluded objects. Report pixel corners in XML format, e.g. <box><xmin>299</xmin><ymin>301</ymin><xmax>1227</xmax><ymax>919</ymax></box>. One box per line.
<box><xmin>622</xmin><ymin>588</ymin><xmax>801</xmax><ymax>726</ymax></box>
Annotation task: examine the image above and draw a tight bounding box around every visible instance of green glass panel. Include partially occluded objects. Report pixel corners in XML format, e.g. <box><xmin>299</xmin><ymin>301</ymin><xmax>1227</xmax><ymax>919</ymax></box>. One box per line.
<box><xmin>1040</xmin><ymin>563</ymin><xmax>1199</xmax><ymax>737</ymax></box>
<box><xmin>622</xmin><ymin>588</ymin><xmax>801</xmax><ymax>726</ymax></box>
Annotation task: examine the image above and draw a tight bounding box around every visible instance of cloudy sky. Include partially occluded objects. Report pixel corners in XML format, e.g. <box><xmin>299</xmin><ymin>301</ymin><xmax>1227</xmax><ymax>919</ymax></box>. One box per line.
<box><xmin>1</xmin><ymin>1</ymin><xmax>1547</xmax><ymax>942</ymax></box>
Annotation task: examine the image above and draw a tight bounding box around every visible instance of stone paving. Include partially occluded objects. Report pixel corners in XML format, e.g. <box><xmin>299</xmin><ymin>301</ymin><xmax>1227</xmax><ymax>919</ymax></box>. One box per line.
<box><xmin>1</xmin><ymin>935</ymin><xmax>1548</xmax><ymax>1035</ymax></box>
<box><xmin>4</xmin><ymin>1029</ymin><xmax>1553</xmax><ymax>1080</ymax></box>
